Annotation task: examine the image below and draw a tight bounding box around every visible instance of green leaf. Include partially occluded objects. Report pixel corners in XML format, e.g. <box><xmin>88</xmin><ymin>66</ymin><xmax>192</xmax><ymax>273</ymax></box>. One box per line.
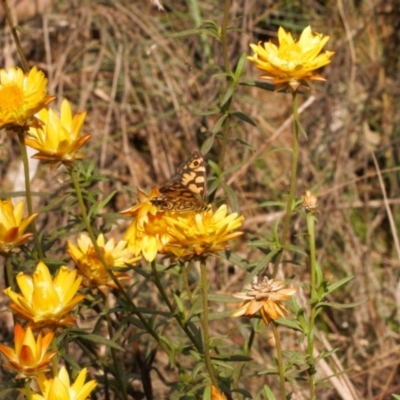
<box><xmin>325</xmin><ymin>276</ymin><xmax>354</xmax><ymax>294</ymax></box>
<box><xmin>220</xmin><ymin>82</ymin><xmax>236</xmax><ymax>107</ymax></box>
<box><xmin>234</xmin><ymin>52</ymin><xmax>248</xmax><ymax>80</ymax></box>
<box><xmin>263</xmin><ymin>385</ymin><xmax>278</xmax><ymax>400</ymax></box>
<box><xmin>275</xmin><ymin>318</ymin><xmax>303</xmax><ymax>332</ymax></box>
<box><xmin>213</xmin><ymin>354</ymin><xmax>253</xmax><ymax>362</ymax></box>
<box><xmin>230</xmin><ymin>111</ymin><xmax>257</xmax><ymax>126</ymax></box>
<box><xmin>220</xmin><ymin>180</ymin><xmax>240</xmax><ymax>212</ymax></box>
<box><xmin>201</xmin><ymin>135</ymin><xmax>215</xmax><ymax>154</ymax></box>
<box><xmin>317</xmin><ymin>299</ymin><xmax>366</xmax><ymax>309</ymax></box>
<box><xmin>70</xmin><ymin>332</ymin><xmax>124</xmax><ymax>351</ymax></box>
<box><xmin>211</xmin><ymin>114</ymin><xmax>228</xmax><ymax>134</ymax></box>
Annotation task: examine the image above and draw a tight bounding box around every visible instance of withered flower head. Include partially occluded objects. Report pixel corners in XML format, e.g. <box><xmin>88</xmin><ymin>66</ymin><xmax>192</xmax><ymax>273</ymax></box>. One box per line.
<box><xmin>232</xmin><ymin>277</ymin><xmax>296</xmax><ymax>325</ymax></box>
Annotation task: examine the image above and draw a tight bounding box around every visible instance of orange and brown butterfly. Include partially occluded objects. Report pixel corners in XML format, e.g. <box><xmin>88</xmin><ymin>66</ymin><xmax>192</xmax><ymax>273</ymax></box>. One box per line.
<box><xmin>151</xmin><ymin>151</ymin><xmax>208</xmax><ymax>212</ymax></box>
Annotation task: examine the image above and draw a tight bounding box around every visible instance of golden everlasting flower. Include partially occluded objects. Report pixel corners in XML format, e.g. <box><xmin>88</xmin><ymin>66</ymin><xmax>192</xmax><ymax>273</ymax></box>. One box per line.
<box><xmin>0</xmin><ymin>323</ymin><xmax>56</xmax><ymax>378</ymax></box>
<box><xmin>122</xmin><ymin>187</ymin><xmax>174</xmax><ymax>262</ymax></box>
<box><xmin>67</xmin><ymin>233</ymin><xmax>139</xmax><ymax>288</ymax></box>
<box><xmin>3</xmin><ymin>261</ymin><xmax>85</xmax><ymax>329</ymax></box>
<box><xmin>0</xmin><ymin>199</ymin><xmax>37</xmax><ymax>254</ymax></box>
<box><xmin>248</xmin><ymin>26</ymin><xmax>334</xmax><ymax>91</ymax></box>
<box><xmin>232</xmin><ymin>277</ymin><xmax>296</xmax><ymax>325</ymax></box>
<box><xmin>0</xmin><ymin>66</ymin><xmax>54</xmax><ymax>130</ymax></box>
<box><xmin>32</xmin><ymin>366</ymin><xmax>97</xmax><ymax>400</ymax></box>
<box><xmin>211</xmin><ymin>385</ymin><xmax>227</xmax><ymax>400</ymax></box>
<box><xmin>25</xmin><ymin>99</ymin><xmax>91</xmax><ymax>169</ymax></box>
<box><xmin>163</xmin><ymin>204</ymin><xmax>244</xmax><ymax>260</ymax></box>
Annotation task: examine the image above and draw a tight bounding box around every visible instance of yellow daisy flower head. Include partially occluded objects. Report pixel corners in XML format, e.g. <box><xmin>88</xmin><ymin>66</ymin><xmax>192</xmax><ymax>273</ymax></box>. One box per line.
<box><xmin>0</xmin><ymin>199</ymin><xmax>37</xmax><ymax>255</ymax></box>
<box><xmin>25</xmin><ymin>99</ymin><xmax>91</xmax><ymax>170</ymax></box>
<box><xmin>248</xmin><ymin>26</ymin><xmax>335</xmax><ymax>92</ymax></box>
<box><xmin>121</xmin><ymin>187</ymin><xmax>174</xmax><ymax>262</ymax></box>
<box><xmin>163</xmin><ymin>204</ymin><xmax>244</xmax><ymax>261</ymax></box>
<box><xmin>0</xmin><ymin>66</ymin><xmax>55</xmax><ymax>131</ymax></box>
<box><xmin>67</xmin><ymin>233</ymin><xmax>140</xmax><ymax>288</ymax></box>
<box><xmin>3</xmin><ymin>261</ymin><xmax>85</xmax><ymax>329</ymax></box>
<box><xmin>32</xmin><ymin>366</ymin><xmax>97</xmax><ymax>400</ymax></box>
<box><xmin>0</xmin><ymin>323</ymin><xmax>56</xmax><ymax>378</ymax></box>
<box><xmin>232</xmin><ymin>277</ymin><xmax>296</xmax><ymax>325</ymax></box>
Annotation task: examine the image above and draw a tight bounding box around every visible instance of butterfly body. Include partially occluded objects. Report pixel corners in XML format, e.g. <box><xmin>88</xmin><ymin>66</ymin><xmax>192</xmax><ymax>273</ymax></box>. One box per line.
<box><xmin>151</xmin><ymin>151</ymin><xmax>208</xmax><ymax>212</ymax></box>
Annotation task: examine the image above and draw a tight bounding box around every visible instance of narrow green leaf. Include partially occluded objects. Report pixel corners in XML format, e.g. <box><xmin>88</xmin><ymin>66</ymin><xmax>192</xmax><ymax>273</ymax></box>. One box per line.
<box><xmin>317</xmin><ymin>299</ymin><xmax>366</xmax><ymax>309</ymax></box>
<box><xmin>234</xmin><ymin>52</ymin><xmax>248</xmax><ymax>80</ymax></box>
<box><xmin>211</xmin><ymin>114</ymin><xmax>228</xmax><ymax>134</ymax></box>
<box><xmin>230</xmin><ymin>111</ymin><xmax>257</xmax><ymax>126</ymax></box>
<box><xmin>263</xmin><ymin>385</ymin><xmax>278</xmax><ymax>400</ymax></box>
<box><xmin>220</xmin><ymin>83</ymin><xmax>236</xmax><ymax>107</ymax></box>
<box><xmin>326</xmin><ymin>276</ymin><xmax>354</xmax><ymax>294</ymax></box>
<box><xmin>201</xmin><ymin>135</ymin><xmax>215</xmax><ymax>154</ymax></box>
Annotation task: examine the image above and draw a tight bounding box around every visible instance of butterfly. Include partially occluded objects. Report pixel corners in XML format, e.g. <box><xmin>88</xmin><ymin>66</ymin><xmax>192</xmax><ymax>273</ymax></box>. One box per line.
<box><xmin>150</xmin><ymin>151</ymin><xmax>208</xmax><ymax>212</ymax></box>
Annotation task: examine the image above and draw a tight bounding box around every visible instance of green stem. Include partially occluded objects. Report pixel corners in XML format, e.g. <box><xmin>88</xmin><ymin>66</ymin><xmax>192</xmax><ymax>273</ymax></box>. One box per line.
<box><xmin>100</xmin><ymin>290</ymin><xmax>128</xmax><ymax>400</ymax></box>
<box><xmin>273</xmin><ymin>91</ymin><xmax>300</xmax><ymax>277</ymax></box>
<box><xmin>1</xmin><ymin>0</ymin><xmax>29</xmax><ymax>71</ymax></box>
<box><xmin>50</xmin><ymin>335</ymin><xmax>59</xmax><ymax>378</ymax></box>
<box><xmin>200</xmin><ymin>260</ymin><xmax>218</xmax><ymax>387</ymax></box>
<box><xmin>68</xmin><ymin>166</ymin><xmax>168</xmax><ymax>353</ymax></box>
<box><xmin>17</xmin><ymin>130</ymin><xmax>44</xmax><ymax>260</ymax></box>
<box><xmin>271</xmin><ymin>322</ymin><xmax>286</xmax><ymax>399</ymax></box>
<box><xmin>24</xmin><ymin>379</ymin><xmax>32</xmax><ymax>400</ymax></box>
<box><xmin>181</xmin><ymin>262</ymin><xmax>194</xmax><ymax>304</ymax></box>
<box><xmin>4</xmin><ymin>254</ymin><xmax>15</xmax><ymax>292</ymax></box>
<box><xmin>221</xmin><ymin>0</ymin><xmax>231</xmax><ymax>76</ymax></box>
<box><xmin>217</xmin><ymin>0</ymin><xmax>232</xmax><ymax>169</ymax></box>
<box><xmin>306</xmin><ymin>211</ymin><xmax>317</xmax><ymax>398</ymax></box>
<box><xmin>151</xmin><ymin>261</ymin><xmax>202</xmax><ymax>352</ymax></box>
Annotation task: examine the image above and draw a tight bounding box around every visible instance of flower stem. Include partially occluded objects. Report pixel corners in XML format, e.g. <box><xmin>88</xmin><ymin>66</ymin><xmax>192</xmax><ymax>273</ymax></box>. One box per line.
<box><xmin>17</xmin><ymin>130</ymin><xmax>44</xmax><ymax>261</ymax></box>
<box><xmin>51</xmin><ymin>335</ymin><xmax>59</xmax><ymax>378</ymax></box>
<box><xmin>1</xmin><ymin>0</ymin><xmax>29</xmax><ymax>72</ymax></box>
<box><xmin>221</xmin><ymin>0</ymin><xmax>231</xmax><ymax>76</ymax></box>
<box><xmin>24</xmin><ymin>378</ymin><xmax>32</xmax><ymax>400</ymax></box>
<box><xmin>4</xmin><ymin>254</ymin><xmax>15</xmax><ymax>292</ymax></box>
<box><xmin>200</xmin><ymin>260</ymin><xmax>218</xmax><ymax>387</ymax></box>
<box><xmin>271</xmin><ymin>322</ymin><xmax>286</xmax><ymax>399</ymax></box>
<box><xmin>273</xmin><ymin>91</ymin><xmax>299</xmax><ymax>277</ymax></box>
<box><xmin>151</xmin><ymin>261</ymin><xmax>202</xmax><ymax>352</ymax></box>
<box><xmin>306</xmin><ymin>211</ymin><xmax>317</xmax><ymax>398</ymax></box>
<box><xmin>181</xmin><ymin>262</ymin><xmax>194</xmax><ymax>304</ymax></box>
<box><xmin>217</xmin><ymin>0</ymin><xmax>232</xmax><ymax>169</ymax></box>
<box><xmin>100</xmin><ymin>290</ymin><xmax>128</xmax><ymax>400</ymax></box>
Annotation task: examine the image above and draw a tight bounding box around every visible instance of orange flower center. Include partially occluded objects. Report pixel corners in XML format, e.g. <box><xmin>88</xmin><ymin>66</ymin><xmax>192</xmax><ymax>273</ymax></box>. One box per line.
<box><xmin>0</xmin><ymin>84</ymin><xmax>24</xmax><ymax>111</ymax></box>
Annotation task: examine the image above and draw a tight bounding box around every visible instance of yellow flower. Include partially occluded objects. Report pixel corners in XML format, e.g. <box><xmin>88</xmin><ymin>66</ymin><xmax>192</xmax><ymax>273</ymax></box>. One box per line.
<box><xmin>211</xmin><ymin>385</ymin><xmax>227</xmax><ymax>400</ymax></box>
<box><xmin>32</xmin><ymin>366</ymin><xmax>97</xmax><ymax>400</ymax></box>
<box><xmin>25</xmin><ymin>99</ymin><xmax>91</xmax><ymax>169</ymax></box>
<box><xmin>3</xmin><ymin>261</ymin><xmax>85</xmax><ymax>329</ymax></box>
<box><xmin>67</xmin><ymin>233</ymin><xmax>140</xmax><ymax>288</ymax></box>
<box><xmin>0</xmin><ymin>199</ymin><xmax>37</xmax><ymax>254</ymax></box>
<box><xmin>232</xmin><ymin>277</ymin><xmax>296</xmax><ymax>325</ymax></box>
<box><xmin>0</xmin><ymin>66</ymin><xmax>54</xmax><ymax>130</ymax></box>
<box><xmin>121</xmin><ymin>187</ymin><xmax>174</xmax><ymax>262</ymax></box>
<box><xmin>163</xmin><ymin>205</ymin><xmax>244</xmax><ymax>260</ymax></box>
<box><xmin>248</xmin><ymin>26</ymin><xmax>334</xmax><ymax>91</ymax></box>
<box><xmin>0</xmin><ymin>323</ymin><xmax>56</xmax><ymax>378</ymax></box>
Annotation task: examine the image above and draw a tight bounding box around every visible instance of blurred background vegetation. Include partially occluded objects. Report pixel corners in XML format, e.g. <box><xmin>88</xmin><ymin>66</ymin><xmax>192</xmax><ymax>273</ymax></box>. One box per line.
<box><xmin>0</xmin><ymin>0</ymin><xmax>400</xmax><ymax>398</ymax></box>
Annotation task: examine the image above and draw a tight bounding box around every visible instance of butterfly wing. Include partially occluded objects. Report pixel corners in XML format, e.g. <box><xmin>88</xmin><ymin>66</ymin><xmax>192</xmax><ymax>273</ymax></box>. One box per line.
<box><xmin>151</xmin><ymin>151</ymin><xmax>207</xmax><ymax>212</ymax></box>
